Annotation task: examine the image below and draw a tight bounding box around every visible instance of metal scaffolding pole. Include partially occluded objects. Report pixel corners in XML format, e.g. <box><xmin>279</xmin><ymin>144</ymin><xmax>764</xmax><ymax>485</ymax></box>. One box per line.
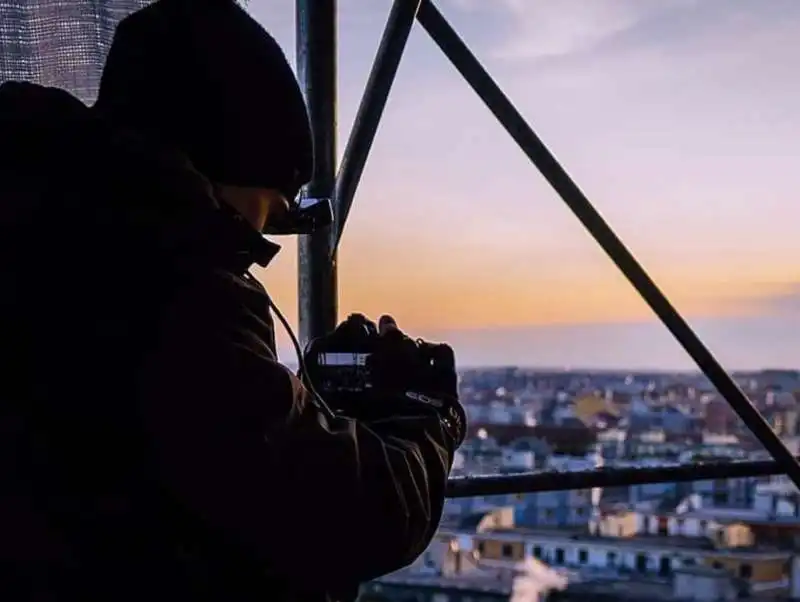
<box><xmin>446</xmin><ymin>459</ymin><xmax>787</xmax><ymax>499</ymax></box>
<box><xmin>296</xmin><ymin>0</ymin><xmax>338</xmax><ymax>345</ymax></box>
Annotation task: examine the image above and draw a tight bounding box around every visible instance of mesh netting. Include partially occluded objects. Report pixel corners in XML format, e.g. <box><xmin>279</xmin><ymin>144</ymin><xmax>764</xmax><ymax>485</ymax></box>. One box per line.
<box><xmin>0</xmin><ymin>0</ymin><xmax>151</xmax><ymax>104</ymax></box>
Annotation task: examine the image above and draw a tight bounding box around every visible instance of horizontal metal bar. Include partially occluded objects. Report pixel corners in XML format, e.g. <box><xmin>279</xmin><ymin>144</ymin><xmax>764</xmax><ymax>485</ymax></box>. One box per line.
<box><xmin>417</xmin><ymin>0</ymin><xmax>800</xmax><ymax>491</ymax></box>
<box><xmin>445</xmin><ymin>459</ymin><xmax>786</xmax><ymax>499</ymax></box>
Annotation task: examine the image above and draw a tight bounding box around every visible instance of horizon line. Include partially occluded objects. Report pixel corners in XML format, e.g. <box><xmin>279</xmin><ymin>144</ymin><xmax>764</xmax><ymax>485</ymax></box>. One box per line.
<box><xmin>277</xmin><ymin>355</ymin><xmax>799</xmax><ymax>376</ymax></box>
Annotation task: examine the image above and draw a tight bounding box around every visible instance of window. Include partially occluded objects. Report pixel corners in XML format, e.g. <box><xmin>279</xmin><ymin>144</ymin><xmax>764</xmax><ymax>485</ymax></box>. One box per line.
<box><xmin>532</xmin><ymin>546</ymin><xmax>542</xmax><ymax>558</ymax></box>
<box><xmin>739</xmin><ymin>564</ymin><xmax>752</xmax><ymax>579</ymax></box>
<box><xmin>659</xmin><ymin>556</ymin><xmax>672</xmax><ymax>576</ymax></box>
<box><xmin>578</xmin><ymin>549</ymin><xmax>588</xmax><ymax>564</ymax></box>
<box><xmin>699</xmin><ymin>520</ymin><xmax>708</xmax><ymax>532</ymax></box>
<box><xmin>501</xmin><ymin>544</ymin><xmax>513</xmax><ymax>558</ymax></box>
<box><xmin>554</xmin><ymin>548</ymin><xmax>565</xmax><ymax>564</ymax></box>
<box><xmin>635</xmin><ymin>553</ymin><xmax>648</xmax><ymax>573</ymax></box>
<box><xmin>477</xmin><ymin>541</ymin><xmax>485</xmax><ymax>555</ymax></box>
<box><xmin>607</xmin><ymin>551</ymin><xmax>617</xmax><ymax>567</ymax></box>
<box><xmin>545</xmin><ymin>509</ymin><xmax>555</xmax><ymax>519</ymax></box>
<box><xmin>576</xmin><ymin>507</ymin><xmax>585</xmax><ymax>517</ymax></box>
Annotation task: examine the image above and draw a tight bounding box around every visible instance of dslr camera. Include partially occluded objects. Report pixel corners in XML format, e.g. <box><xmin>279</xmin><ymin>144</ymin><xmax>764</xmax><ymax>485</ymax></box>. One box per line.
<box><xmin>303</xmin><ymin>313</ymin><xmax>465</xmax><ymax>445</ymax></box>
<box><xmin>302</xmin><ymin>313</ymin><xmax>453</xmax><ymax>399</ymax></box>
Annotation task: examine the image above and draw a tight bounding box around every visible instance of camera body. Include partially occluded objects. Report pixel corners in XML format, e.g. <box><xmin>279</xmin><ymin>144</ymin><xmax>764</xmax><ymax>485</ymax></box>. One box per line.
<box><xmin>303</xmin><ymin>313</ymin><xmax>380</xmax><ymax>396</ymax></box>
<box><xmin>303</xmin><ymin>313</ymin><xmax>465</xmax><ymax>444</ymax></box>
<box><xmin>302</xmin><ymin>313</ymin><xmax>453</xmax><ymax>400</ymax></box>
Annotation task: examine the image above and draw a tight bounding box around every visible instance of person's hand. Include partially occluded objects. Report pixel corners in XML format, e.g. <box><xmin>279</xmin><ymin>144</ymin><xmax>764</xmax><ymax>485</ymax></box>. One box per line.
<box><xmin>302</xmin><ymin>313</ymin><xmax>466</xmax><ymax>446</ymax></box>
<box><xmin>371</xmin><ymin>315</ymin><xmax>454</xmax><ymax>397</ymax></box>
<box><xmin>370</xmin><ymin>315</ymin><xmax>465</xmax><ymax>446</ymax></box>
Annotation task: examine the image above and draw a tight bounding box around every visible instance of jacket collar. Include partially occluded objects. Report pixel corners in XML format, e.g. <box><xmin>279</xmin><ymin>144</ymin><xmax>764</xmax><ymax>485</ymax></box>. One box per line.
<box><xmin>215</xmin><ymin>202</ymin><xmax>281</xmax><ymax>271</ymax></box>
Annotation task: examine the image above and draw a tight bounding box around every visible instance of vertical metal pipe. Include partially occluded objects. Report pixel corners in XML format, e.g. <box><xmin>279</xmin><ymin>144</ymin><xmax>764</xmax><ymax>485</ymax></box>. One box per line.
<box><xmin>296</xmin><ymin>0</ymin><xmax>338</xmax><ymax>345</ymax></box>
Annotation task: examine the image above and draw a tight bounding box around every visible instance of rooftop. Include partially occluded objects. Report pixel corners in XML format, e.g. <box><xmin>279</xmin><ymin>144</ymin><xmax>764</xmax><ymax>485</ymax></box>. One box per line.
<box><xmin>469</xmin><ymin>527</ymin><xmax>791</xmax><ymax>558</ymax></box>
<box><xmin>668</xmin><ymin>508</ymin><xmax>800</xmax><ymax>526</ymax></box>
<box><xmin>377</xmin><ymin>567</ymin><xmax>789</xmax><ymax>602</ymax></box>
<box><xmin>376</xmin><ymin>572</ymin><xmax>512</xmax><ymax>595</ymax></box>
<box><xmin>555</xmin><ymin>578</ymin><xmax>672</xmax><ymax>602</ymax></box>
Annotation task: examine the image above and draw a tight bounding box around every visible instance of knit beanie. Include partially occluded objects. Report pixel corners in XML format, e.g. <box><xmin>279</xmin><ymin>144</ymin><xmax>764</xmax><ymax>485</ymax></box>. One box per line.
<box><xmin>94</xmin><ymin>0</ymin><xmax>313</xmax><ymax>202</ymax></box>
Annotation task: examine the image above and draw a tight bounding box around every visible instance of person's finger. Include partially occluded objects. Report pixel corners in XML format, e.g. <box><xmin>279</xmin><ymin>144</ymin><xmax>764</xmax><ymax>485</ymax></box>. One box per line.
<box><xmin>334</xmin><ymin>313</ymin><xmax>376</xmax><ymax>336</ymax></box>
<box><xmin>378</xmin><ymin>314</ymin><xmax>398</xmax><ymax>336</ymax></box>
<box><xmin>431</xmin><ymin>343</ymin><xmax>456</xmax><ymax>371</ymax></box>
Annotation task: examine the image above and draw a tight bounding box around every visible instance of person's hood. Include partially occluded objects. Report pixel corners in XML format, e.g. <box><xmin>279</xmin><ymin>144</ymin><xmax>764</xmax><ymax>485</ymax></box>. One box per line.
<box><xmin>0</xmin><ymin>80</ymin><xmax>87</xmax><ymax>121</ymax></box>
<box><xmin>0</xmin><ymin>81</ymin><xmax>90</xmax><ymax>225</ymax></box>
<box><xmin>0</xmin><ymin>80</ymin><xmax>279</xmax><ymax>270</ymax></box>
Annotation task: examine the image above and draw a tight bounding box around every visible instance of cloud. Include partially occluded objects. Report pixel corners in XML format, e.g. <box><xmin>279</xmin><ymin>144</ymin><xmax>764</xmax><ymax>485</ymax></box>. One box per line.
<box><xmin>717</xmin><ymin>284</ymin><xmax>800</xmax><ymax>321</ymax></box>
<box><xmin>467</xmin><ymin>0</ymin><xmax>698</xmax><ymax>62</ymax></box>
<box><xmin>467</xmin><ymin>0</ymin><xmax>800</xmax><ymax>79</ymax></box>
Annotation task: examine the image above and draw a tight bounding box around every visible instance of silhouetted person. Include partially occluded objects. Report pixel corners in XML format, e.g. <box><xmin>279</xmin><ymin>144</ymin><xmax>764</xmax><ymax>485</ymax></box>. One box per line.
<box><xmin>0</xmin><ymin>0</ymin><xmax>465</xmax><ymax>600</ymax></box>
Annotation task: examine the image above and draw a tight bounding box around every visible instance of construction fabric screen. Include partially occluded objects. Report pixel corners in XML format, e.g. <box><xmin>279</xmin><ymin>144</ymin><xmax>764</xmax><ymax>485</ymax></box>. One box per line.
<box><xmin>0</xmin><ymin>0</ymin><xmax>150</xmax><ymax>103</ymax></box>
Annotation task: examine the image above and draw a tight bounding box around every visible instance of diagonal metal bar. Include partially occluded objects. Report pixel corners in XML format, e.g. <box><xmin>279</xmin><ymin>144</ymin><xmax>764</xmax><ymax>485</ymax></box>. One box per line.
<box><xmin>446</xmin><ymin>459</ymin><xmax>787</xmax><ymax>499</ymax></box>
<box><xmin>417</xmin><ymin>0</ymin><xmax>800</xmax><ymax>490</ymax></box>
<box><xmin>332</xmin><ymin>0</ymin><xmax>422</xmax><ymax>253</ymax></box>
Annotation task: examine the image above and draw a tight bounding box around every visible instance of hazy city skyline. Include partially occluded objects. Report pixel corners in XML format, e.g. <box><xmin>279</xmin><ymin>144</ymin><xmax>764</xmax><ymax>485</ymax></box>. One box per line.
<box><xmin>246</xmin><ymin>0</ymin><xmax>800</xmax><ymax>369</ymax></box>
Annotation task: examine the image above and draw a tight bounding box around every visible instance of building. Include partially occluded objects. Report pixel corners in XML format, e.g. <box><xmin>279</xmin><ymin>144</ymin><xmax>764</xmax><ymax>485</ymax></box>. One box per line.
<box><xmin>464</xmin><ymin>423</ymin><xmax>597</xmax><ymax>456</ymax></box>
<box><xmin>372</xmin><ymin>518</ymin><xmax>795</xmax><ymax>602</ymax></box>
<box><xmin>628</xmin><ymin>475</ymin><xmax>754</xmax><ymax>508</ymax></box>
<box><xmin>513</xmin><ymin>489</ymin><xmax>594</xmax><ymax>529</ymax></box>
<box><xmin>467</xmin><ymin>528</ymin><xmax>792</xmax><ymax>596</ymax></box>
<box><xmin>629</xmin><ymin>403</ymin><xmax>698</xmax><ymax>435</ymax></box>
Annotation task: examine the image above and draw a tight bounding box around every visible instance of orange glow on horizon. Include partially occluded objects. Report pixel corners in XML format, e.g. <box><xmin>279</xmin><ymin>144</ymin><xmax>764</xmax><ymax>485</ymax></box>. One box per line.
<box><xmin>256</xmin><ymin>235</ymin><xmax>799</xmax><ymax>332</ymax></box>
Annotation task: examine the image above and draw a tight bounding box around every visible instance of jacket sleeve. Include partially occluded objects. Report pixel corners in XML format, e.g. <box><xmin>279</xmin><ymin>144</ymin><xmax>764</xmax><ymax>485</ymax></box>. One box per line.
<box><xmin>137</xmin><ymin>269</ymin><xmax>456</xmax><ymax>587</ymax></box>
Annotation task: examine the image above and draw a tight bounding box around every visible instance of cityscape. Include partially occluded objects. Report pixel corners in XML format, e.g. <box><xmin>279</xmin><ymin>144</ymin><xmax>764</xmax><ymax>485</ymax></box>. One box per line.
<box><xmin>362</xmin><ymin>368</ymin><xmax>800</xmax><ymax>602</ymax></box>
<box><xmin>1</xmin><ymin>0</ymin><xmax>799</xmax><ymax>601</ymax></box>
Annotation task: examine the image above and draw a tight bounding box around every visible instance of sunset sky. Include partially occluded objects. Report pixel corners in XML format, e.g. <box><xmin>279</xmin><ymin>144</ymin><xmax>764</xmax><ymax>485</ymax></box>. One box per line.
<box><xmin>247</xmin><ymin>0</ymin><xmax>799</xmax><ymax>370</ymax></box>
